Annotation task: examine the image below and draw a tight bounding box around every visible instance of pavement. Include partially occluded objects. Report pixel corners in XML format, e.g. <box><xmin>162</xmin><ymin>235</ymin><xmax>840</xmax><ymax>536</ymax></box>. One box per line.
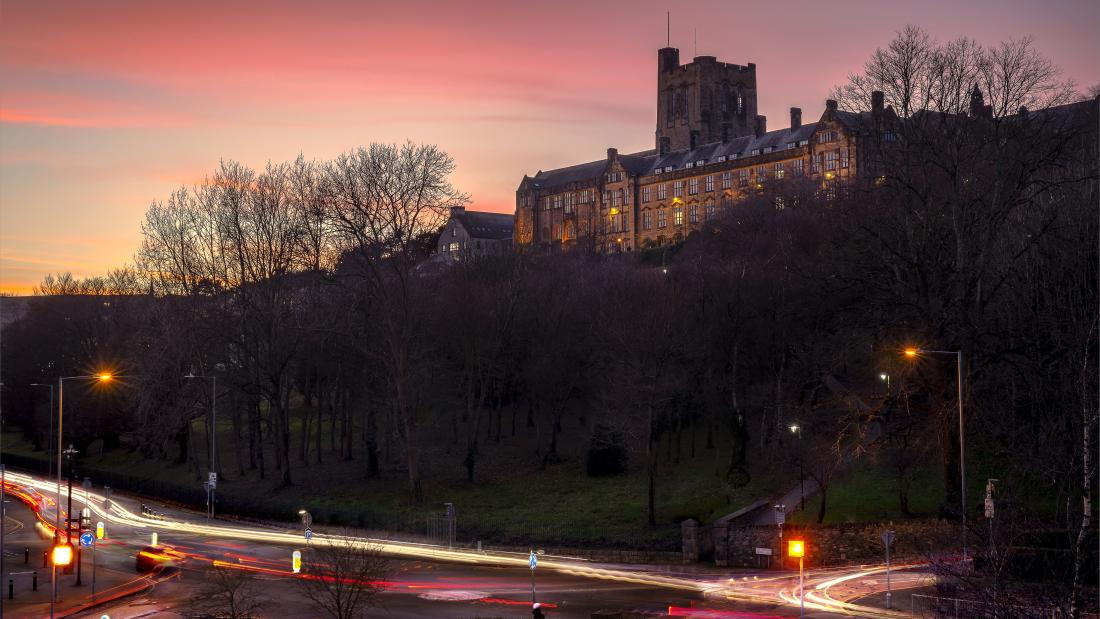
<box><xmin>0</xmin><ymin>470</ymin><xmax>934</xmax><ymax>618</ymax></box>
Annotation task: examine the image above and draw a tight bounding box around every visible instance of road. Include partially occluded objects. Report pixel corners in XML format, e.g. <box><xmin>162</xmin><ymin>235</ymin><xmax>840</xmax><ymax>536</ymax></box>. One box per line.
<box><xmin>0</xmin><ymin>470</ymin><xmax>934</xmax><ymax>618</ymax></box>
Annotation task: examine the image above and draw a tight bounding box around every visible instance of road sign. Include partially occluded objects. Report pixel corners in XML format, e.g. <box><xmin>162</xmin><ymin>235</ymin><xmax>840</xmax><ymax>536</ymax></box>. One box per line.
<box><xmin>208</xmin><ymin>472</ymin><xmax>217</xmax><ymax>489</ymax></box>
<box><xmin>304</xmin><ymin>528</ymin><xmax>312</xmax><ymax>541</ymax></box>
<box><xmin>529</xmin><ymin>551</ymin><xmax>537</xmax><ymax>569</ymax></box>
<box><xmin>774</xmin><ymin>504</ymin><xmax>786</xmax><ymax>525</ymax></box>
<box><xmin>755</xmin><ymin>547</ymin><xmax>773</xmax><ymax>556</ymax></box>
<box><xmin>96</xmin><ymin>521</ymin><xmax>105</xmax><ymax>540</ymax></box>
<box><xmin>882</xmin><ymin>530</ymin><xmax>895</xmax><ymax>547</ymax></box>
<box><xmin>292</xmin><ymin>550</ymin><xmax>302</xmax><ymax>574</ymax></box>
<box><xmin>80</xmin><ymin>531</ymin><xmax>94</xmax><ymax>547</ymax></box>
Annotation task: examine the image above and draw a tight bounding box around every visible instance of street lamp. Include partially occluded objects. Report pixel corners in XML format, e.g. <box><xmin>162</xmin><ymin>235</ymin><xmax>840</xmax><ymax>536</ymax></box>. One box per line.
<box><xmin>904</xmin><ymin>347</ymin><xmax>967</xmax><ymax>561</ymax></box>
<box><xmin>53</xmin><ymin>372</ymin><xmax>113</xmax><ymax>618</ymax></box>
<box><xmin>184</xmin><ymin>372</ymin><xmax>217</xmax><ymax>518</ymax></box>
<box><xmin>788</xmin><ymin>539</ymin><xmax>805</xmax><ymax>619</ymax></box>
<box><xmin>789</xmin><ymin>424</ymin><xmax>804</xmax><ymax>511</ymax></box>
<box><xmin>879</xmin><ymin>373</ymin><xmax>890</xmax><ymax>390</ymax></box>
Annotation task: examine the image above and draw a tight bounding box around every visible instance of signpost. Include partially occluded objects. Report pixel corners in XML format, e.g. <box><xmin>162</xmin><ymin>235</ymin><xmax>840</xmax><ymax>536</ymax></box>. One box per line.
<box><xmin>788</xmin><ymin>540</ymin><xmax>805</xmax><ymax>619</ymax></box>
<box><xmin>529</xmin><ymin>550</ymin><xmax>537</xmax><ymax>606</ymax></box>
<box><xmin>882</xmin><ymin>530</ymin><xmax>895</xmax><ymax>609</ymax></box>
<box><xmin>103</xmin><ymin>487</ymin><xmax>112</xmax><ymax>540</ymax></box>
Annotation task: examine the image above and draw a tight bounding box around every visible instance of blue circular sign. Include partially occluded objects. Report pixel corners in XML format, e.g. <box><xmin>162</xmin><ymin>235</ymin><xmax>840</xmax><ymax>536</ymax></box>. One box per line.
<box><xmin>80</xmin><ymin>531</ymin><xmax>94</xmax><ymax>547</ymax></box>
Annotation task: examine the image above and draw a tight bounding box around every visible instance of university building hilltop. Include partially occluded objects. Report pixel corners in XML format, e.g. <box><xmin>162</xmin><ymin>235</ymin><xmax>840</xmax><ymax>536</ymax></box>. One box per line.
<box><xmin>513</xmin><ymin>46</ymin><xmax>897</xmax><ymax>252</ymax></box>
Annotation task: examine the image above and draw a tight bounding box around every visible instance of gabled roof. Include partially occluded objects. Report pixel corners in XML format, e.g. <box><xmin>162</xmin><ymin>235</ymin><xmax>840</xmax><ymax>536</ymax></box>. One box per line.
<box><xmin>455</xmin><ymin>210</ymin><xmax>514</xmax><ymax>240</ymax></box>
<box><xmin>528</xmin><ymin>148</ymin><xmax>658</xmax><ymax>190</ymax></box>
<box><xmin>643</xmin><ymin>124</ymin><xmax>817</xmax><ymax>175</ymax></box>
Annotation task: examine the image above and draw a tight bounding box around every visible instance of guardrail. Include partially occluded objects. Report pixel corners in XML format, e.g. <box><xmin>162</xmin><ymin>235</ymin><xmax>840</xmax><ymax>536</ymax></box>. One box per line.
<box><xmin>911</xmin><ymin>593</ymin><xmax>1074</xmax><ymax>619</ymax></box>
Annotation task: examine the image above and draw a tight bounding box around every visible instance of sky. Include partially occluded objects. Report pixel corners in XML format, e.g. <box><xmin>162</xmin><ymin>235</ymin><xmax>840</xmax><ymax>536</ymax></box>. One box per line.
<box><xmin>1</xmin><ymin>0</ymin><xmax>1097</xmax><ymax>294</ymax></box>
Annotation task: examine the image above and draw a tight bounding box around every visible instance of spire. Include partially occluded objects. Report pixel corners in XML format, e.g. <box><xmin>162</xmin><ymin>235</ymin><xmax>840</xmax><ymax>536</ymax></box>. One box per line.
<box><xmin>969</xmin><ymin>83</ymin><xmax>985</xmax><ymax>117</ymax></box>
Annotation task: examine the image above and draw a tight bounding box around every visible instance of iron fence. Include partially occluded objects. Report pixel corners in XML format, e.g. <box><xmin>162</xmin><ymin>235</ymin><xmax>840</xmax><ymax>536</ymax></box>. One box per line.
<box><xmin>911</xmin><ymin>593</ymin><xmax>1069</xmax><ymax>619</ymax></box>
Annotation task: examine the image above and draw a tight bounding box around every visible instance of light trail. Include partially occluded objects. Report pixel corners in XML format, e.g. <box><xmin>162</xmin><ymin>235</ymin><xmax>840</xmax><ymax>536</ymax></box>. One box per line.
<box><xmin>2</xmin><ymin>470</ymin><xmax>928</xmax><ymax>616</ymax></box>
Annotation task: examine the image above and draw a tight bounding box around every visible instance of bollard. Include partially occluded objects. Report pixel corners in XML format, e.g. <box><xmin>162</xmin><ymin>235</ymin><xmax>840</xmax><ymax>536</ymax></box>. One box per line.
<box><xmin>42</xmin><ymin>551</ymin><xmax>47</xmax><ymax>568</ymax></box>
<box><xmin>8</xmin><ymin>578</ymin><xmax>12</xmax><ymax>600</ymax></box>
<box><xmin>23</xmin><ymin>546</ymin><xmax>29</xmax><ymax>564</ymax></box>
<box><xmin>33</xmin><ymin>571</ymin><xmax>37</xmax><ymax>592</ymax></box>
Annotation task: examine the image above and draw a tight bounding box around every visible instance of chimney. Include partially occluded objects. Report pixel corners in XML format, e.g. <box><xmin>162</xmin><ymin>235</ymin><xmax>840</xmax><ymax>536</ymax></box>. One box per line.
<box><xmin>754</xmin><ymin>115</ymin><xmax>767</xmax><ymax>137</ymax></box>
<box><xmin>607</xmin><ymin>147</ymin><xmax>618</xmax><ymax>159</ymax></box>
<box><xmin>451</xmin><ymin>205</ymin><xmax>465</xmax><ymax>216</ymax></box>
<box><xmin>789</xmin><ymin>107</ymin><xmax>802</xmax><ymax>130</ymax></box>
<box><xmin>871</xmin><ymin>91</ymin><xmax>884</xmax><ymax>128</ymax></box>
<box><xmin>826</xmin><ymin>99</ymin><xmax>838</xmax><ymax>113</ymax></box>
<box><xmin>658</xmin><ymin>47</ymin><xmax>680</xmax><ymax>73</ymax></box>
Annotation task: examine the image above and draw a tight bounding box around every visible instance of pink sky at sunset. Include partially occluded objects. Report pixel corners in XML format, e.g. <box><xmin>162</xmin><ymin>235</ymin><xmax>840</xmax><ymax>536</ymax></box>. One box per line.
<box><xmin>1</xmin><ymin>0</ymin><xmax>1097</xmax><ymax>294</ymax></box>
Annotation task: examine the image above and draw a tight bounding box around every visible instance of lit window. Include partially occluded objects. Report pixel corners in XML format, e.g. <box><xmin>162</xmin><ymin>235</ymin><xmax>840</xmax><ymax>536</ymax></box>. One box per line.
<box><xmin>824</xmin><ymin>151</ymin><xmax>838</xmax><ymax>171</ymax></box>
<box><xmin>774</xmin><ymin>162</ymin><xmax>785</xmax><ymax>180</ymax></box>
<box><xmin>673</xmin><ymin>207</ymin><xmax>683</xmax><ymax>226</ymax></box>
<box><xmin>756</xmin><ymin>166</ymin><xmax>766</xmax><ymax>182</ymax></box>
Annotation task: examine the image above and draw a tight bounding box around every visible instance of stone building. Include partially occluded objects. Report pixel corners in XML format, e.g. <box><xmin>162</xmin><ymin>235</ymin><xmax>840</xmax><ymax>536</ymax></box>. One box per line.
<box><xmin>515</xmin><ymin>47</ymin><xmax>897</xmax><ymax>252</ymax></box>
<box><xmin>436</xmin><ymin>206</ymin><xmax>514</xmax><ymax>259</ymax></box>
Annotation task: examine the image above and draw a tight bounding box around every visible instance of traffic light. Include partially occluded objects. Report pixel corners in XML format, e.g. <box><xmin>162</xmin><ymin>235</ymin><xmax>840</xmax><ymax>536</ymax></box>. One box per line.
<box><xmin>788</xmin><ymin>539</ymin><xmax>805</xmax><ymax>558</ymax></box>
<box><xmin>52</xmin><ymin>543</ymin><xmax>73</xmax><ymax>567</ymax></box>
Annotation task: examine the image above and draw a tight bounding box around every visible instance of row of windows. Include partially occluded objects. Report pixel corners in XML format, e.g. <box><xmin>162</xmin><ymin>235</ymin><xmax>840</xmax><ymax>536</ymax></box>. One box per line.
<box><xmin>640</xmin><ymin>203</ymin><xmax>718</xmax><ymax>230</ymax></box>
<box><xmin>538</xmin><ymin>148</ymin><xmax>848</xmax><ymax>211</ymax></box>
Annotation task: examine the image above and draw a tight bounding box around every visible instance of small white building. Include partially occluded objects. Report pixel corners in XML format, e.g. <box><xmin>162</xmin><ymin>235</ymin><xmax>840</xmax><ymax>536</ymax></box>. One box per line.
<box><xmin>436</xmin><ymin>206</ymin><xmax>514</xmax><ymax>259</ymax></box>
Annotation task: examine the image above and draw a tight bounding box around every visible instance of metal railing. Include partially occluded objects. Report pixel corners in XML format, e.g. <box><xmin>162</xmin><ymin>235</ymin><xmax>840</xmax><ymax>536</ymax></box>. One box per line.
<box><xmin>911</xmin><ymin>593</ymin><xmax>1068</xmax><ymax>619</ymax></box>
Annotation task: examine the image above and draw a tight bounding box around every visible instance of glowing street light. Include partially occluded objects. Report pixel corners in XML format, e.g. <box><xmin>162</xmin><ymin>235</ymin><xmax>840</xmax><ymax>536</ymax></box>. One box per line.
<box><xmin>788</xmin><ymin>539</ymin><xmax>805</xmax><ymax>619</ymax></box>
<box><xmin>789</xmin><ymin>424</ymin><xmax>804</xmax><ymax>511</ymax></box>
<box><xmin>51</xmin><ymin>543</ymin><xmax>73</xmax><ymax>567</ymax></box>
<box><xmin>903</xmin><ymin>346</ymin><xmax>967</xmax><ymax>561</ymax></box>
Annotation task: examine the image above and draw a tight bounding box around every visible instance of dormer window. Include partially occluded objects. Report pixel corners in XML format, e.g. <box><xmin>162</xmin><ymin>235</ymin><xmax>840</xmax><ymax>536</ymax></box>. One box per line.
<box><xmin>695</xmin><ymin>159</ymin><xmax>705</xmax><ymax>166</ymax></box>
<box><xmin>664</xmin><ymin>166</ymin><xmax>673</xmax><ymax>172</ymax></box>
<box><xmin>751</xmin><ymin>148</ymin><xmax>760</xmax><ymax>156</ymax></box>
<box><xmin>763</xmin><ymin>147</ymin><xmax>772</xmax><ymax>154</ymax></box>
<box><xmin>717</xmin><ymin>155</ymin><xmax>727</xmax><ymax>162</ymax></box>
<box><xmin>786</xmin><ymin>142</ymin><xmax>796</xmax><ymax>149</ymax></box>
<box><xmin>799</xmin><ymin>139</ymin><xmax>809</xmax><ymax>146</ymax></box>
<box><xmin>685</xmin><ymin>162</ymin><xmax>694</xmax><ymax>169</ymax></box>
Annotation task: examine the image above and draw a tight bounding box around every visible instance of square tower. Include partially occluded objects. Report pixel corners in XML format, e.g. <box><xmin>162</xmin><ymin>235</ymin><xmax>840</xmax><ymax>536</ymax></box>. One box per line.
<box><xmin>655</xmin><ymin>48</ymin><xmax>759</xmax><ymax>153</ymax></box>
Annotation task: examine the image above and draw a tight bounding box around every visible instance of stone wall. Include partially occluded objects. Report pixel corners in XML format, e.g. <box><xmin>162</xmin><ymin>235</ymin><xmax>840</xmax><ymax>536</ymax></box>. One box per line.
<box><xmin>701</xmin><ymin>519</ymin><xmax>958</xmax><ymax>568</ymax></box>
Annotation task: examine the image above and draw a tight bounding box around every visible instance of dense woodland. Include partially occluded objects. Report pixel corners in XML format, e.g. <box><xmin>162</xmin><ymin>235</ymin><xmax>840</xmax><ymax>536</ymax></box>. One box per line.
<box><xmin>1</xmin><ymin>26</ymin><xmax>1098</xmax><ymax>612</ymax></box>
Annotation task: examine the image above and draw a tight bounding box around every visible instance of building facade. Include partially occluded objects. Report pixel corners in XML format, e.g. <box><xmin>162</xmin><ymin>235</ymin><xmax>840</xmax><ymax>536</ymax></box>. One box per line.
<box><xmin>515</xmin><ymin>47</ymin><xmax>896</xmax><ymax>252</ymax></box>
<box><xmin>437</xmin><ymin>206</ymin><xmax>514</xmax><ymax>259</ymax></box>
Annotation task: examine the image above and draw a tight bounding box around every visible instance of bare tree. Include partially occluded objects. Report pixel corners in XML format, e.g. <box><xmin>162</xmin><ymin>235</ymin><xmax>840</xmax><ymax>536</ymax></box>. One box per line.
<box><xmin>832</xmin><ymin>25</ymin><xmax>1076</xmax><ymax>117</ymax></box>
<box><xmin>297</xmin><ymin>535</ymin><xmax>392</xmax><ymax>619</ymax></box>
<box><xmin>192</xmin><ymin>564</ymin><xmax>268</xmax><ymax>619</ymax></box>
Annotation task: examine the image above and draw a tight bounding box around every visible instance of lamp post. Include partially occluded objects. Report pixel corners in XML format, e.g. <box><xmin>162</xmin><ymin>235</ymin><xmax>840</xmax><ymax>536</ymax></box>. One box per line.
<box><xmin>30</xmin><ymin>383</ymin><xmax>55</xmax><ymax>479</ymax></box>
<box><xmin>788</xmin><ymin>424</ymin><xmax>804</xmax><ymax>511</ymax></box>
<box><xmin>904</xmin><ymin>347</ymin><xmax>967</xmax><ymax>561</ymax></box>
<box><xmin>53</xmin><ymin>373</ymin><xmax>112</xmax><ymax>618</ymax></box>
<box><xmin>788</xmin><ymin>539</ymin><xmax>805</xmax><ymax>619</ymax></box>
<box><xmin>184</xmin><ymin>373</ymin><xmax>217</xmax><ymax>518</ymax></box>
